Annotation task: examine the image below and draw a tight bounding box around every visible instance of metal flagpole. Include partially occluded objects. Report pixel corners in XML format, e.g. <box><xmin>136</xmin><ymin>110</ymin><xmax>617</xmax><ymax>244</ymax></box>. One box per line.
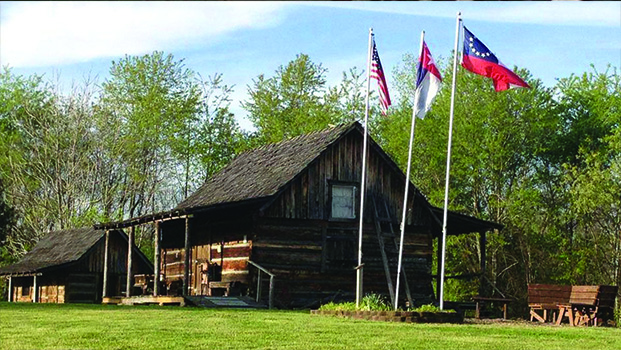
<box><xmin>357</xmin><ymin>27</ymin><xmax>374</xmax><ymax>308</ymax></box>
<box><xmin>395</xmin><ymin>30</ymin><xmax>426</xmax><ymax>311</ymax></box>
<box><xmin>439</xmin><ymin>12</ymin><xmax>462</xmax><ymax>310</ymax></box>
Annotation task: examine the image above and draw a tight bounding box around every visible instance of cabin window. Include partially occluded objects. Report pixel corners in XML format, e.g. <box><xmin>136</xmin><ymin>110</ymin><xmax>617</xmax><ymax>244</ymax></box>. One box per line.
<box><xmin>331</xmin><ymin>184</ymin><xmax>357</xmax><ymax>219</ymax></box>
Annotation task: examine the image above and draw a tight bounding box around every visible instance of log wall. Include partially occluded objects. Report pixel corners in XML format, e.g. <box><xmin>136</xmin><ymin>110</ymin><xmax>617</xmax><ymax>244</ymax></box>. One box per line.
<box><xmin>161</xmin><ymin>218</ymin><xmax>253</xmax><ymax>296</ymax></box>
<box><xmin>251</xmin><ymin>218</ymin><xmax>434</xmax><ymax>308</ymax></box>
<box><xmin>253</xmin><ymin>130</ymin><xmax>435</xmax><ymax>308</ymax></box>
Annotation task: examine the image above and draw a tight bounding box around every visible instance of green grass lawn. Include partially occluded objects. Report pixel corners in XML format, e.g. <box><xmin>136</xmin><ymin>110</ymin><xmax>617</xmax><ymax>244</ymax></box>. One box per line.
<box><xmin>0</xmin><ymin>302</ymin><xmax>619</xmax><ymax>350</ymax></box>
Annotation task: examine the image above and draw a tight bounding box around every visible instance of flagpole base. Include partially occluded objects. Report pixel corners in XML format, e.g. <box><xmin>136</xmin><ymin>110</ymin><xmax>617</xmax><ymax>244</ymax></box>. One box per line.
<box><xmin>355</xmin><ymin>264</ymin><xmax>364</xmax><ymax>307</ymax></box>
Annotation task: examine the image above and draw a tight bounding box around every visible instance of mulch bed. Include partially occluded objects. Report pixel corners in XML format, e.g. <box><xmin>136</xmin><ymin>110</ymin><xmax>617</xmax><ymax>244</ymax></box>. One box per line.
<box><xmin>310</xmin><ymin>309</ymin><xmax>464</xmax><ymax>324</ymax></box>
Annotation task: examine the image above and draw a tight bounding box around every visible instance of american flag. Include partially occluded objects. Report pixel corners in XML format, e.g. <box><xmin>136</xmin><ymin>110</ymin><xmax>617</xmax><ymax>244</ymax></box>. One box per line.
<box><xmin>371</xmin><ymin>39</ymin><xmax>391</xmax><ymax>115</ymax></box>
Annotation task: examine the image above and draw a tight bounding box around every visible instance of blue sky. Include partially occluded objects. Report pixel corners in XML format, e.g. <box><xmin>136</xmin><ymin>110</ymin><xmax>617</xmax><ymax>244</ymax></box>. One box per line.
<box><xmin>1</xmin><ymin>1</ymin><xmax>620</xmax><ymax>131</ymax></box>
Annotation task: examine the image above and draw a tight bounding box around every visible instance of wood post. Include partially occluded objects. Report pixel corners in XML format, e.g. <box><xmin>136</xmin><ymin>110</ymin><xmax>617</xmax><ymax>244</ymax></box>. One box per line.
<box><xmin>269</xmin><ymin>275</ymin><xmax>275</xmax><ymax>310</ymax></box>
<box><xmin>126</xmin><ymin>226</ymin><xmax>134</xmax><ymax>297</ymax></box>
<box><xmin>7</xmin><ymin>276</ymin><xmax>12</xmax><ymax>302</ymax></box>
<box><xmin>183</xmin><ymin>217</ymin><xmax>191</xmax><ymax>297</ymax></box>
<box><xmin>256</xmin><ymin>272</ymin><xmax>262</xmax><ymax>303</ymax></box>
<box><xmin>479</xmin><ymin>230</ymin><xmax>487</xmax><ymax>297</ymax></box>
<box><xmin>32</xmin><ymin>275</ymin><xmax>38</xmax><ymax>303</ymax></box>
<box><xmin>102</xmin><ymin>229</ymin><xmax>110</xmax><ymax>298</ymax></box>
<box><xmin>153</xmin><ymin>220</ymin><xmax>161</xmax><ymax>297</ymax></box>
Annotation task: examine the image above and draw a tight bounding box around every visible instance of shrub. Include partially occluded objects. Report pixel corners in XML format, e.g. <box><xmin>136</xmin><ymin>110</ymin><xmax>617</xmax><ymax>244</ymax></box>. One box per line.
<box><xmin>409</xmin><ymin>304</ymin><xmax>456</xmax><ymax>313</ymax></box>
<box><xmin>317</xmin><ymin>293</ymin><xmax>391</xmax><ymax>311</ymax></box>
<box><xmin>318</xmin><ymin>302</ymin><xmax>357</xmax><ymax>311</ymax></box>
<box><xmin>359</xmin><ymin>293</ymin><xmax>391</xmax><ymax>311</ymax></box>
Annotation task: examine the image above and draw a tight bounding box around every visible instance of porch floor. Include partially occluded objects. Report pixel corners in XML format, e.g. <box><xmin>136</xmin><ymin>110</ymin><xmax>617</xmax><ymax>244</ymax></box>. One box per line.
<box><xmin>102</xmin><ymin>295</ymin><xmax>266</xmax><ymax>309</ymax></box>
<box><xmin>102</xmin><ymin>295</ymin><xmax>185</xmax><ymax>306</ymax></box>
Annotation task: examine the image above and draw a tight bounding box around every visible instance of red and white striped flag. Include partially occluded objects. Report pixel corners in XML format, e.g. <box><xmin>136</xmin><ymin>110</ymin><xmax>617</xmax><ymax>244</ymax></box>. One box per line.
<box><xmin>371</xmin><ymin>39</ymin><xmax>391</xmax><ymax>115</ymax></box>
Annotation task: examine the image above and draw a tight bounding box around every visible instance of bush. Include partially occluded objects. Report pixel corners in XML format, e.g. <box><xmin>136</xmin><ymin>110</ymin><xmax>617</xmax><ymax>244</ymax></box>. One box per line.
<box><xmin>409</xmin><ymin>304</ymin><xmax>456</xmax><ymax>313</ymax></box>
<box><xmin>318</xmin><ymin>293</ymin><xmax>391</xmax><ymax>311</ymax></box>
<box><xmin>318</xmin><ymin>302</ymin><xmax>357</xmax><ymax>311</ymax></box>
<box><xmin>359</xmin><ymin>293</ymin><xmax>391</xmax><ymax>311</ymax></box>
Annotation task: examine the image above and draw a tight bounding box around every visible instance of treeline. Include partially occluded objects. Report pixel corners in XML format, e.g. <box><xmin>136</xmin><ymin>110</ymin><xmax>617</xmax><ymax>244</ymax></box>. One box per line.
<box><xmin>0</xmin><ymin>51</ymin><xmax>619</xmax><ymax>307</ymax></box>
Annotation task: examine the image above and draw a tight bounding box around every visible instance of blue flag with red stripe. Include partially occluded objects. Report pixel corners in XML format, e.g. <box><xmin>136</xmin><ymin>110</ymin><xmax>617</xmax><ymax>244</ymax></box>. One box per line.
<box><xmin>461</xmin><ymin>26</ymin><xmax>530</xmax><ymax>91</ymax></box>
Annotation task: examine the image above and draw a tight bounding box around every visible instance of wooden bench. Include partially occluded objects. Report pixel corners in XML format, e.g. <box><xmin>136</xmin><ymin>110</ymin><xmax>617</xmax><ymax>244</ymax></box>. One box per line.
<box><xmin>528</xmin><ymin>284</ymin><xmax>618</xmax><ymax>326</ymax></box>
<box><xmin>528</xmin><ymin>284</ymin><xmax>571</xmax><ymax>323</ymax></box>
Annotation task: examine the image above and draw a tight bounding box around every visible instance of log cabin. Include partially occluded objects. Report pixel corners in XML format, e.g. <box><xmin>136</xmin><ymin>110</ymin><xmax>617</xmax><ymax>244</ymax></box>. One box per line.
<box><xmin>95</xmin><ymin>122</ymin><xmax>502</xmax><ymax>308</ymax></box>
<box><xmin>0</xmin><ymin>228</ymin><xmax>152</xmax><ymax>303</ymax></box>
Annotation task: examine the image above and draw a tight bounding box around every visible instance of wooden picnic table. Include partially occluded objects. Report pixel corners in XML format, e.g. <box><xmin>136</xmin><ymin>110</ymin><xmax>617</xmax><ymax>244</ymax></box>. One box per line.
<box><xmin>472</xmin><ymin>296</ymin><xmax>513</xmax><ymax>320</ymax></box>
<box><xmin>529</xmin><ymin>284</ymin><xmax>618</xmax><ymax>326</ymax></box>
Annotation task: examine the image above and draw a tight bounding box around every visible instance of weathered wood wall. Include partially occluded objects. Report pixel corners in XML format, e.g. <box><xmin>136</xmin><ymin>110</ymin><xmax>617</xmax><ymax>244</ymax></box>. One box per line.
<box><xmin>39</xmin><ymin>285</ymin><xmax>65</xmax><ymax>303</ymax></box>
<box><xmin>263</xmin><ymin>130</ymin><xmax>419</xmax><ymax>222</ymax></box>
<box><xmin>161</xmin><ymin>215</ymin><xmax>254</xmax><ymax>296</ymax></box>
<box><xmin>254</xmin><ymin>130</ymin><xmax>435</xmax><ymax>308</ymax></box>
<box><xmin>251</xmin><ymin>217</ymin><xmax>433</xmax><ymax>308</ymax></box>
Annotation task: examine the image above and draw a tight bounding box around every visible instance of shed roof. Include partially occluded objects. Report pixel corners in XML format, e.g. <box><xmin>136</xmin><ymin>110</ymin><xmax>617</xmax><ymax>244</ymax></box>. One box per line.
<box><xmin>175</xmin><ymin>123</ymin><xmax>355</xmax><ymax>211</ymax></box>
<box><xmin>429</xmin><ymin>206</ymin><xmax>504</xmax><ymax>235</ymax></box>
<box><xmin>0</xmin><ymin>227</ymin><xmax>106</xmax><ymax>275</ymax></box>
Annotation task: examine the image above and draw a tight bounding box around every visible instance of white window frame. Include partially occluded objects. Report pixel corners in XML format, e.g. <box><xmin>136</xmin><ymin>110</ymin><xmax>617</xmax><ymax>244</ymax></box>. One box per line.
<box><xmin>331</xmin><ymin>184</ymin><xmax>357</xmax><ymax>219</ymax></box>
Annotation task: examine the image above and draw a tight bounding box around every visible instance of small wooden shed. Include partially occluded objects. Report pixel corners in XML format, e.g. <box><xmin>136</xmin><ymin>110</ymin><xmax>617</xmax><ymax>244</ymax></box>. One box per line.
<box><xmin>97</xmin><ymin>122</ymin><xmax>502</xmax><ymax>308</ymax></box>
<box><xmin>0</xmin><ymin>228</ymin><xmax>152</xmax><ymax>303</ymax></box>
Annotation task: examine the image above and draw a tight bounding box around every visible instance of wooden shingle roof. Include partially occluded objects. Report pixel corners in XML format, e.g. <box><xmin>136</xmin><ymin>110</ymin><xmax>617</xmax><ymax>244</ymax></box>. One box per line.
<box><xmin>175</xmin><ymin>123</ymin><xmax>356</xmax><ymax>211</ymax></box>
<box><xmin>0</xmin><ymin>227</ymin><xmax>106</xmax><ymax>275</ymax></box>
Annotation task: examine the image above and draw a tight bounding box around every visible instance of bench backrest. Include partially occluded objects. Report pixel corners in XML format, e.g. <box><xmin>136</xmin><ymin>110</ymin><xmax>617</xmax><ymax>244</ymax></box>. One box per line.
<box><xmin>528</xmin><ymin>284</ymin><xmax>571</xmax><ymax>308</ymax></box>
<box><xmin>529</xmin><ymin>284</ymin><xmax>618</xmax><ymax>309</ymax></box>
<box><xmin>569</xmin><ymin>285</ymin><xmax>599</xmax><ymax>306</ymax></box>
<box><xmin>570</xmin><ymin>285</ymin><xmax>618</xmax><ymax>309</ymax></box>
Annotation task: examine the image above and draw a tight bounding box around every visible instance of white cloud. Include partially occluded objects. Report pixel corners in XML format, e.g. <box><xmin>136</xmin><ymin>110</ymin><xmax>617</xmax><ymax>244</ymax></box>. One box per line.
<box><xmin>474</xmin><ymin>2</ymin><xmax>621</xmax><ymax>27</ymax></box>
<box><xmin>0</xmin><ymin>2</ymin><xmax>289</xmax><ymax>68</ymax></box>
<box><xmin>302</xmin><ymin>1</ymin><xmax>620</xmax><ymax>28</ymax></box>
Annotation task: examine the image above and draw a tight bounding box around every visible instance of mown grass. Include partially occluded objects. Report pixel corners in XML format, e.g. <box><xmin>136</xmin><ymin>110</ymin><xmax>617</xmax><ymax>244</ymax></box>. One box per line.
<box><xmin>0</xmin><ymin>302</ymin><xmax>620</xmax><ymax>350</ymax></box>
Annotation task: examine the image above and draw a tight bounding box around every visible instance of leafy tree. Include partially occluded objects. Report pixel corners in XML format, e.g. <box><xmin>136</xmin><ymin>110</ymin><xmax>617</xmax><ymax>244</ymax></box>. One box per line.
<box><xmin>172</xmin><ymin>73</ymin><xmax>244</xmax><ymax>200</ymax></box>
<box><xmin>99</xmin><ymin>52</ymin><xmax>243</xmax><ymax>252</ymax></box>
<box><xmin>560</xmin><ymin>67</ymin><xmax>621</xmax><ymax>287</ymax></box>
<box><xmin>0</xmin><ymin>53</ymin><xmax>243</xmax><ymax>260</ymax></box>
<box><xmin>0</xmin><ymin>177</ymin><xmax>15</xmax><ymax>249</ymax></box>
<box><xmin>99</xmin><ymin>51</ymin><xmax>202</xmax><ymax>219</ymax></box>
<box><xmin>243</xmin><ymin>54</ymin><xmax>368</xmax><ymax>144</ymax></box>
<box><xmin>378</xmin><ymin>53</ymin><xmax>560</xmax><ymax>301</ymax></box>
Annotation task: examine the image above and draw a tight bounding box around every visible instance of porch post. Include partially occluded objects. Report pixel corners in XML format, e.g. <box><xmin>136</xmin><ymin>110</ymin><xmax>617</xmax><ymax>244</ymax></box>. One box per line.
<box><xmin>183</xmin><ymin>216</ymin><xmax>191</xmax><ymax>296</ymax></box>
<box><xmin>102</xmin><ymin>229</ymin><xmax>110</xmax><ymax>298</ymax></box>
<box><xmin>256</xmin><ymin>272</ymin><xmax>262</xmax><ymax>303</ymax></box>
<box><xmin>268</xmin><ymin>275</ymin><xmax>275</xmax><ymax>310</ymax></box>
<box><xmin>126</xmin><ymin>226</ymin><xmax>134</xmax><ymax>297</ymax></box>
<box><xmin>32</xmin><ymin>275</ymin><xmax>38</xmax><ymax>303</ymax></box>
<box><xmin>153</xmin><ymin>220</ymin><xmax>161</xmax><ymax>296</ymax></box>
<box><xmin>7</xmin><ymin>276</ymin><xmax>12</xmax><ymax>302</ymax></box>
<box><xmin>479</xmin><ymin>230</ymin><xmax>487</xmax><ymax>297</ymax></box>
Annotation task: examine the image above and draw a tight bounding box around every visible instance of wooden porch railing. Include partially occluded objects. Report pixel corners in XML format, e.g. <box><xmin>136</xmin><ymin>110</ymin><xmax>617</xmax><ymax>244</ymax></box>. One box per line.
<box><xmin>248</xmin><ymin>260</ymin><xmax>275</xmax><ymax>309</ymax></box>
